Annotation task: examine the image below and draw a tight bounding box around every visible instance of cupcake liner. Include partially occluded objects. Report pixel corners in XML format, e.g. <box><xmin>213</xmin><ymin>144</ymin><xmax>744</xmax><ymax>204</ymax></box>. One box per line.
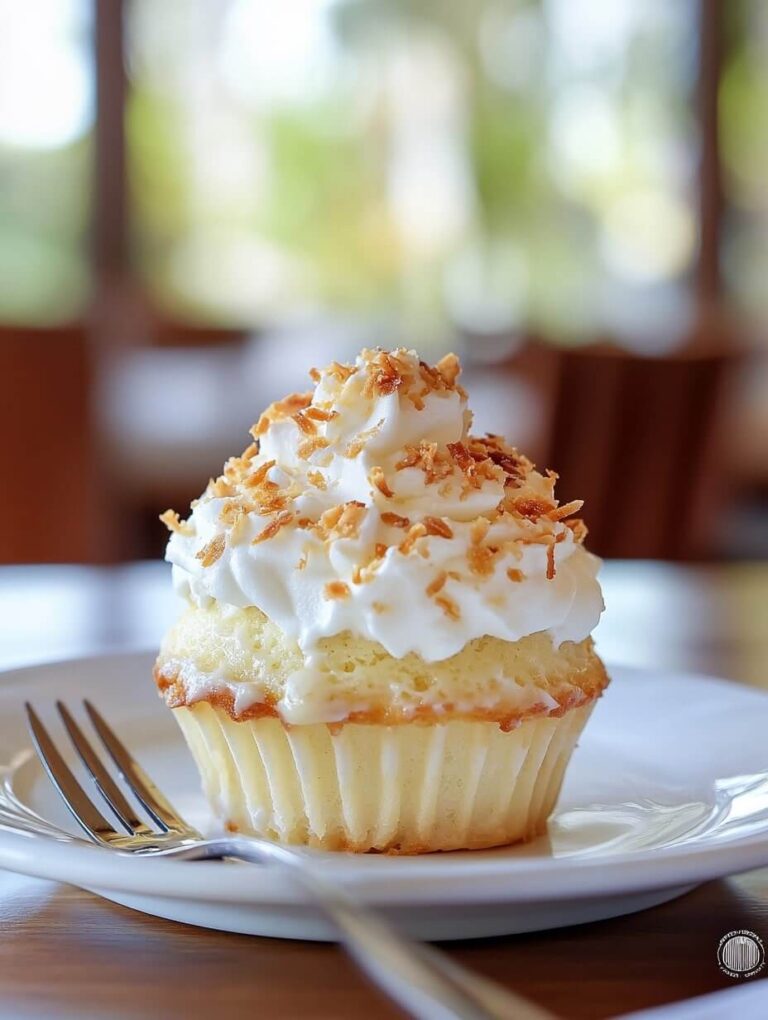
<box><xmin>174</xmin><ymin>703</ymin><xmax>594</xmax><ymax>853</ymax></box>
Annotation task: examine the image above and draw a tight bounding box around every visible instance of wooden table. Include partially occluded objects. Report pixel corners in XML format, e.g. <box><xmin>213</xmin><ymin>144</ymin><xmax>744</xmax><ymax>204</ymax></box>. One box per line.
<box><xmin>0</xmin><ymin>561</ymin><xmax>766</xmax><ymax>1019</ymax></box>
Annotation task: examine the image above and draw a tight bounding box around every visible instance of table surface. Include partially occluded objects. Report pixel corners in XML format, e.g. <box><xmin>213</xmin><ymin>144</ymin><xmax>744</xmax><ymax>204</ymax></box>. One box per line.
<box><xmin>0</xmin><ymin>560</ymin><xmax>766</xmax><ymax>1020</ymax></box>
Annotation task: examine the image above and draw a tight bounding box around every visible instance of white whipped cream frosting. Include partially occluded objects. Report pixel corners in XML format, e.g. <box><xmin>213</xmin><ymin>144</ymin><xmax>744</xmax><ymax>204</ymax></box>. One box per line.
<box><xmin>165</xmin><ymin>349</ymin><xmax>603</xmax><ymax>662</ymax></box>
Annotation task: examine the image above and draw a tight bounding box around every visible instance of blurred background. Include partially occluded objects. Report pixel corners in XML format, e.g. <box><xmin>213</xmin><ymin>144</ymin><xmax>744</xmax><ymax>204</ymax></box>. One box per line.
<box><xmin>2</xmin><ymin>0</ymin><xmax>766</xmax><ymax>565</ymax></box>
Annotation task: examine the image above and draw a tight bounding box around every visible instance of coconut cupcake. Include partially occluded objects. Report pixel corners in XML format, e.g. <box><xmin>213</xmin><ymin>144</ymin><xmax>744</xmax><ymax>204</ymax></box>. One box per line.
<box><xmin>156</xmin><ymin>348</ymin><xmax>608</xmax><ymax>853</ymax></box>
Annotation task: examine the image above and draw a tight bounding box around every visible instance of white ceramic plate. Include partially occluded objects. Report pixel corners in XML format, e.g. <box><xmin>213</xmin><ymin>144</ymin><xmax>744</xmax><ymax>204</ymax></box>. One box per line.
<box><xmin>1</xmin><ymin>653</ymin><xmax>767</xmax><ymax>941</ymax></box>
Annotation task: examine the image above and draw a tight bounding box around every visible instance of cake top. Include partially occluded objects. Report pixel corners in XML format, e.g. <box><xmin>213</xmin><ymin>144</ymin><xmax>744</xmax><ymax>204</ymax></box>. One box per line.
<box><xmin>163</xmin><ymin>348</ymin><xmax>603</xmax><ymax>661</ymax></box>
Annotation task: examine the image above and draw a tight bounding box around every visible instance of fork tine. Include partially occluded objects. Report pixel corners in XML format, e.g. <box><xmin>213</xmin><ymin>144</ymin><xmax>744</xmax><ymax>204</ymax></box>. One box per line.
<box><xmin>25</xmin><ymin>704</ymin><xmax>125</xmax><ymax>843</ymax></box>
<box><xmin>56</xmin><ymin>702</ymin><xmax>154</xmax><ymax>837</ymax></box>
<box><xmin>83</xmin><ymin>700</ymin><xmax>189</xmax><ymax>833</ymax></box>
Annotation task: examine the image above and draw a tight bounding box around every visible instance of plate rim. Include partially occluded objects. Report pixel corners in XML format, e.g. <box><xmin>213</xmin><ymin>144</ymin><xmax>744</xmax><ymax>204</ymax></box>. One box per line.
<box><xmin>1</xmin><ymin>650</ymin><xmax>767</xmax><ymax>907</ymax></box>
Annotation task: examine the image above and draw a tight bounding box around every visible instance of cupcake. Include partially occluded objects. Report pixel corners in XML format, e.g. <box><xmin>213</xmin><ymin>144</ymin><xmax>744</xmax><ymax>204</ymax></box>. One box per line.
<box><xmin>156</xmin><ymin>348</ymin><xmax>608</xmax><ymax>853</ymax></box>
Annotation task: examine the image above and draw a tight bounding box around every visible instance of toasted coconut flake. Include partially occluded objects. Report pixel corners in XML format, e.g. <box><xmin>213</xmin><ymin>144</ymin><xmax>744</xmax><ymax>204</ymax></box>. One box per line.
<box><xmin>426</xmin><ymin>571</ymin><xmax>448</xmax><ymax>596</ymax></box>
<box><xmin>435</xmin><ymin>593</ymin><xmax>461</xmax><ymax>620</ymax></box>
<box><xmin>252</xmin><ymin>512</ymin><xmax>294</xmax><ymax>545</ymax></box>
<box><xmin>547</xmin><ymin>499</ymin><xmax>584</xmax><ymax>522</ymax></box>
<box><xmin>395</xmin><ymin>441</ymin><xmax>452</xmax><ymax>484</ymax></box>
<box><xmin>546</xmin><ymin>541</ymin><xmax>556</xmax><ymax>580</ymax></box>
<box><xmin>327</xmin><ymin>360</ymin><xmax>356</xmax><ymax>383</ymax></box>
<box><xmin>250</xmin><ymin>391</ymin><xmax>312</xmax><ymax>438</ymax></box>
<box><xmin>369</xmin><ymin>466</ymin><xmax>394</xmax><ymax>498</ymax></box>
<box><xmin>307</xmin><ymin>470</ymin><xmax>327</xmax><ymax>490</ymax></box>
<box><xmin>316</xmin><ymin>501</ymin><xmax>366</xmax><ymax>541</ymax></box>
<box><xmin>219</xmin><ymin>499</ymin><xmax>248</xmax><ymax>527</ymax></box>
<box><xmin>305</xmin><ymin>406</ymin><xmax>338</xmax><ymax>423</ymax></box>
<box><xmin>196</xmin><ymin>533</ymin><xmax>226</xmax><ymax>567</ymax></box>
<box><xmin>362</xmin><ymin>350</ymin><xmax>406</xmax><ymax>398</ymax></box>
<box><xmin>423</xmin><ymin>516</ymin><xmax>453</xmax><ymax>539</ymax></box>
<box><xmin>467</xmin><ymin>517</ymin><xmax>497</xmax><ymax>575</ymax></box>
<box><xmin>511</xmin><ymin>496</ymin><xmax>556</xmax><ymax>521</ymax></box>
<box><xmin>467</xmin><ymin>436</ymin><xmax>529</xmax><ymax>487</ymax></box>
<box><xmin>344</xmin><ymin>419</ymin><xmax>384</xmax><ymax>458</ymax></box>
<box><xmin>567</xmin><ymin>518</ymin><xmax>589</xmax><ymax>544</ymax></box>
<box><xmin>319</xmin><ymin>504</ymin><xmax>344</xmax><ymax>531</ymax></box>
<box><xmin>406</xmin><ymin>389</ymin><xmax>427</xmax><ymax>410</ymax></box>
<box><xmin>447</xmin><ymin>441</ymin><xmax>473</xmax><ymax>474</ymax></box>
<box><xmin>398</xmin><ymin>522</ymin><xmax>427</xmax><ymax>555</ymax></box>
<box><xmin>308</xmin><ymin>367</ymin><xmax>321</xmax><ymax>383</ymax></box>
<box><xmin>245</xmin><ymin>459</ymin><xmax>276</xmax><ymax>488</ymax></box>
<box><xmin>210</xmin><ymin>477</ymin><xmax>236</xmax><ymax>498</ymax></box>
<box><xmin>381</xmin><ymin>511</ymin><xmax>410</xmax><ymax>529</ymax></box>
<box><xmin>447</xmin><ymin>440</ymin><xmax>485</xmax><ymax>490</ymax></box>
<box><xmin>468</xmin><ymin>545</ymin><xmax>497</xmax><ymax>576</ymax></box>
<box><xmin>159</xmin><ymin>509</ymin><xmax>193</xmax><ymax>536</ymax></box>
<box><xmin>334</xmin><ymin>501</ymin><xmax>366</xmax><ymax>539</ymax></box>
<box><xmin>507</xmin><ymin>567</ymin><xmax>525</xmax><ymax>582</ymax></box>
<box><xmin>297</xmin><ymin>436</ymin><xmax>330</xmax><ymax>460</ymax></box>
<box><xmin>324</xmin><ymin>581</ymin><xmax>350</xmax><ymax>601</ymax></box>
<box><xmin>256</xmin><ymin>491</ymin><xmax>291</xmax><ymax>516</ymax></box>
<box><xmin>395</xmin><ymin>445</ymin><xmax>420</xmax><ymax>470</ymax></box>
<box><xmin>292</xmin><ymin>410</ymin><xmax>317</xmax><ymax>436</ymax></box>
<box><xmin>470</xmin><ymin>517</ymin><xmax>490</xmax><ymax>545</ymax></box>
<box><xmin>435</xmin><ymin>352</ymin><xmax>461</xmax><ymax>387</ymax></box>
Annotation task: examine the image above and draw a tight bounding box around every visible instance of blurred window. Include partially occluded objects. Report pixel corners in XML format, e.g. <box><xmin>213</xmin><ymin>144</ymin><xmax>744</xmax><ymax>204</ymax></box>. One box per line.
<box><xmin>127</xmin><ymin>0</ymin><xmax>697</xmax><ymax>345</ymax></box>
<box><xmin>0</xmin><ymin>0</ymin><xmax>93</xmax><ymax>324</ymax></box>
<box><xmin>721</xmin><ymin>0</ymin><xmax>768</xmax><ymax>335</ymax></box>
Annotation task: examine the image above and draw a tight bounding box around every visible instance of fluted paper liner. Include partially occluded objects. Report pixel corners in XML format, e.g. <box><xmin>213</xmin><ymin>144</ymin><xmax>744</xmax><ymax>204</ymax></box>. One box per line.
<box><xmin>174</xmin><ymin>704</ymin><xmax>593</xmax><ymax>853</ymax></box>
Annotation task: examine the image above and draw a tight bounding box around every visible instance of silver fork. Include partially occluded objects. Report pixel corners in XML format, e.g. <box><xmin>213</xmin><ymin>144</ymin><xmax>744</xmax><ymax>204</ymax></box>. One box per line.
<box><xmin>25</xmin><ymin>701</ymin><xmax>556</xmax><ymax>1020</ymax></box>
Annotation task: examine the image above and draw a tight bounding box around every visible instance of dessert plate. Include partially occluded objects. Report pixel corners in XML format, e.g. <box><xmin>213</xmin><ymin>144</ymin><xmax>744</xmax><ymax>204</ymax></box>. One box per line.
<box><xmin>1</xmin><ymin>652</ymin><xmax>767</xmax><ymax>941</ymax></box>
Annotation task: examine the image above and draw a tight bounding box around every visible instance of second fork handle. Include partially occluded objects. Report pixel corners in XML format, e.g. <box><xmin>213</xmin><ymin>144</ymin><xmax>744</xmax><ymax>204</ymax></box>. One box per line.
<box><xmin>190</xmin><ymin>837</ymin><xmax>556</xmax><ymax>1020</ymax></box>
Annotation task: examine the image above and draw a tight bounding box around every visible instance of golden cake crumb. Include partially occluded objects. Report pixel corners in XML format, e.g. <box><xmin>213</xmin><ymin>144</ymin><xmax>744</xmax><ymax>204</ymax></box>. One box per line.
<box><xmin>324</xmin><ymin>580</ymin><xmax>351</xmax><ymax>600</ymax></box>
<box><xmin>507</xmin><ymin>567</ymin><xmax>525</xmax><ymax>582</ymax></box>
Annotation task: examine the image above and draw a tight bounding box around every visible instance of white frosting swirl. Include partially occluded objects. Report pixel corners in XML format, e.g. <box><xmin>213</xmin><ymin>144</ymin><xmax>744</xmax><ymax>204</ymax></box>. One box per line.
<box><xmin>165</xmin><ymin>349</ymin><xmax>603</xmax><ymax>662</ymax></box>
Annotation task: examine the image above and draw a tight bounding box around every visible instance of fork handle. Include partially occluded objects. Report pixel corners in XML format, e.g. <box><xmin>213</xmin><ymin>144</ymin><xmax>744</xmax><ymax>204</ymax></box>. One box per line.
<box><xmin>159</xmin><ymin>837</ymin><xmax>555</xmax><ymax>1020</ymax></box>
